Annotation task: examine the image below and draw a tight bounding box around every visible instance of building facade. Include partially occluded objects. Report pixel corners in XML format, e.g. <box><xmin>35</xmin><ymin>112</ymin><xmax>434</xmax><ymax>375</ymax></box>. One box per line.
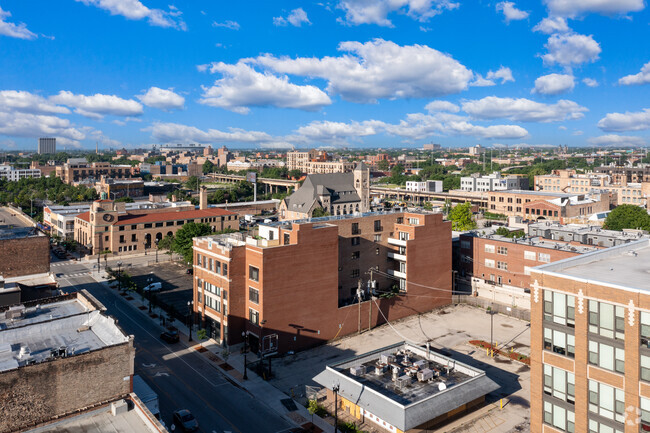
<box><xmin>37</xmin><ymin>137</ymin><xmax>56</xmax><ymax>155</ymax></box>
<box><xmin>74</xmin><ymin>192</ymin><xmax>238</xmax><ymax>255</ymax></box>
<box><xmin>406</xmin><ymin>180</ymin><xmax>443</xmax><ymax>193</ymax></box>
<box><xmin>530</xmin><ymin>240</ymin><xmax>650</xmax><ymax>433</ymax></box>
<box><xmin>0</xmin><ymin>165</ymin><xmax>41</xmax><ymax>181</ymax></box>
<box><xmin>461</xmin><ymin>172</ymin><xmax>529</xmax><ymax>192</ymax></box>
<box><xmin>56</xmin><ymin>159</ymin><xmax>139</xmax><ymax>184</ymax></box>
<box><xmin>286</xmin><ymin>149</ymin><xmax>355</xmax><ymax>174</ymax></box>
<box><xmin>192</xmin><ymin>211</ymin><xmax>452</xmax><ymax>352</ymax></box>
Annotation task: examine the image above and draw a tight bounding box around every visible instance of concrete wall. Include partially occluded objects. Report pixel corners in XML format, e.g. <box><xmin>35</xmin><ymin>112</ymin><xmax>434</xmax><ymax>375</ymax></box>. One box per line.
<box><xmin>0</xmin><ymin>340</ymin><xmax>135</xmax><ymax>433</ymax></box>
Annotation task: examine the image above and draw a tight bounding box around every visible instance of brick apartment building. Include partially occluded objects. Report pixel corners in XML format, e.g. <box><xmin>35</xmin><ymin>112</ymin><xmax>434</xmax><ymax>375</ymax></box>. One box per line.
<box><xmin>530</xmin><ymin>239</ymin><xmax>650</xmax><ymax>433</ymax></box>
<box><xmin>95</xmin><ymin>177</ymin><xmax>145</xmax><ymax>199</ymax></box>
<box><xmin>595</xmin><ymin>165</ymin><xmax>650</xmax><ymax>183</ymax></box>
<box><xmin>0</xmin><ymin>227</ymin><xmax>50</xmax><ymax>279</ymax></box>
<box><xmin>487</xmin><ymin>190</ymin><xmax>610</xmax><ymax>224</ymax></box>
<box><xmin>192</xmin><ymin>211</ymin><xmax>452</xmax><ymax>353</ymax></box>
<box><xmin>75</xmin><ymin>189</ymin><xmax>238</xmax><ymax>256</ymax></box>
<box><xmin>56</xmin><ymin>159</ymin><xmax>140</xmax><ymax>184</ymax></box>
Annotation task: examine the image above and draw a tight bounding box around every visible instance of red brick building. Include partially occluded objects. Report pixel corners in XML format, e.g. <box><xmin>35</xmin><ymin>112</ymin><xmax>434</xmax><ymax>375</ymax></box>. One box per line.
<box><xmin>530</xmin><ymin>239</ymin><xmax>650</xmax><ymax>433</ymax></box>
<box><xmin>192</xmin><ymin>211</ymin><xmax>452</xmax><ymax>353</ymax></box>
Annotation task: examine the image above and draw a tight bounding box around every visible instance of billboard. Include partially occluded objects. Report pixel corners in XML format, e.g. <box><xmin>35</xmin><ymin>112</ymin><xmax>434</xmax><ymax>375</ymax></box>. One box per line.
<box><xmin>246</xmin><ymin>172</ymin><xmax>257</xmax><ymax>183</ymax></box>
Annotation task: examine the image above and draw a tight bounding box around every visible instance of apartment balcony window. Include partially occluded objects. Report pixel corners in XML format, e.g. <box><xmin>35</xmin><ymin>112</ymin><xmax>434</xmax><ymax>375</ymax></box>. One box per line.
<box><xmin>374</xmin><ymin>220</ymin><xmax>382</xmax><ymax>232</ymax></box>
<box><xmin>249</xmin><ymin>309</ymin><xmax>260</xmax><ymax>325</ymax></box>
<box><xmin>352</xmin><ymin>223</ymin><xmax>361</xmax><ymax>235</ymax></box>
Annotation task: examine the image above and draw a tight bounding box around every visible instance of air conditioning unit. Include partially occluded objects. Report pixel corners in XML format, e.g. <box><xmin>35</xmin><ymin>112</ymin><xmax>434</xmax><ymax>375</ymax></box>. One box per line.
<box><xmin>350</xmin><ymin>365</ymin><xmax>366</xmax><ymax>376</ymax></box>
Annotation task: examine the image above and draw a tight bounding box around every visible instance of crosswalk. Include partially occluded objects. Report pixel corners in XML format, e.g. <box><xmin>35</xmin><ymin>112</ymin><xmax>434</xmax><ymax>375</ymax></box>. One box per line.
<box><xmin>57</xmin><ymin>272</ymin><xmax>89</xmax><ymax>278</ymax></box>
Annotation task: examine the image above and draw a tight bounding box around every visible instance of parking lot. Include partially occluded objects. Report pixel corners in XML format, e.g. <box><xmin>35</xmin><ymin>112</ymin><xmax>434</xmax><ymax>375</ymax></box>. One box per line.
<box><xmin>267</xmin><ymin>303</ymin><xmax>531</xmax><ymax>433</ymax></box>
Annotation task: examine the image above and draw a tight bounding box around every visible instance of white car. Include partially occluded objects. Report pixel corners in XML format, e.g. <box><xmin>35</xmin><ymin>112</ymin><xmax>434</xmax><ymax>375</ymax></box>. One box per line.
<box><xmin>143</xmin><ymin>282</ymin><xmax>162</xmax><ymax>292</ymax></box>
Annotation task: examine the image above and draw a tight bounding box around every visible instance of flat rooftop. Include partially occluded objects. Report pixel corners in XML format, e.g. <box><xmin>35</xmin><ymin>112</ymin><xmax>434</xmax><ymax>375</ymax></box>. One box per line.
<box><xmin>529</xmin><ymin>222</ymin><xmax>647</xmax><ymax>239</ymax></box>
<box><xmin>0</xmin><ymin>227</ymin><xmax>44</xmax><ymax>240</ymax></box>
<box><xmin>314</xmin><ymin>342</ymin><xmax>499</xmax><ymax>431</ymax></box>
<box><xmin>491</xmin><ymin>189</ymin><xmax>575</xmax><ymax>197</ymax></box>
<box><xmin>469</xmin><ymin>233</ymin><xmax>601</xmax><ymax>253</ymax></box>
<box><xmin>25</xmin><ymin>398</ymin><xmax>164</xmax><ymax>433</ymax></box>
<box><xmin>0</xmin><ymin>293</ymin><xmax>130</xmax><ymax>372</ymax></box>
<box><xmin>534</xmin><ymin>239</ymin><xmax>650</xmax><ymax>292</ymax></box>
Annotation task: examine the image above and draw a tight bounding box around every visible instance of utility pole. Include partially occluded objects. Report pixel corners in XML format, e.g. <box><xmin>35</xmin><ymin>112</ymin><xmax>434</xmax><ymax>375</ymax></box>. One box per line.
<box><xmin>368</xmin><ymin>269</ymin><xmax>374</xmax><ymax>332</ymax></box>
<box><xmin>357</xmin><ymin>279</ymin><xmax>362</xmax><ymax>334</ymax></box>
<box><xmin>333</xmin><ymin>384</ymin><xmax>340</xmax><ymax>433</ymax></box>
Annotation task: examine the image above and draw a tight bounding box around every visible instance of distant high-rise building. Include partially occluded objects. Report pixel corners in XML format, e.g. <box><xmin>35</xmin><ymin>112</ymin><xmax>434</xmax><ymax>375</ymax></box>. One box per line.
<box><xmin>38</xmin><ymin>137</ymin><xmax>56</xmax><ymax>154</ymax></box>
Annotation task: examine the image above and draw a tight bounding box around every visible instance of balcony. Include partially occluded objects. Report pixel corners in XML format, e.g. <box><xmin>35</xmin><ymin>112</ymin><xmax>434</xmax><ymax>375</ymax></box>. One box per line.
<box><xmin>388</xmin><ymin>269</ymin><xmax>406</xmax><ymax>279</ymax></box>
<box><xmin>387</xmin><ymin>251</ymin><xmax>406</xmax><ymax>261</ymax></box>
<box><xmin>388</xmin><ymin>237</ymin><xmax>407</xmax><ymax>247</ymax></box>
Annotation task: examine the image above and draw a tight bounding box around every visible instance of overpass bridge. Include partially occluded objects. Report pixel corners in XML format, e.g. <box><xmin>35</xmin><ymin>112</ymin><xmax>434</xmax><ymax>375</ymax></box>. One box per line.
<box><xmin>206</xmin><ymin>173</ymin><xmax>300</xmax><ymax>193</ymax></box>
<box><xmin>370</xmin><ymin>186</ymin><xmax>488</xmax><ymax>207</ymax></box>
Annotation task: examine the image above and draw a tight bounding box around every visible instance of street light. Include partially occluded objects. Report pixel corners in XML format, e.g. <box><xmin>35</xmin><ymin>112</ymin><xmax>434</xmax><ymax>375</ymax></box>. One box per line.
<box><xmin>143</xmin><ymin>240</ymin><xmax>147</xmax><ymax>255</ymax></box>
<box><xmin>148</xmin><ymin>272</ymin><xmax>153</xmax><ymax>313</ymax></box>
<box><xmin>242</xmin><ymin>331</ymin><xmax>248</xmax><ymax>380</ymax></box>
<box><xmin>486</xmin><ymin>305</ymin><xmax>497</xmax><ymax>357</ymax></box>
<box><xmin>187</xmin><ymin>301</ymin><xmax>193</xmax><ymax>341</ymax></box>
<box><xmin>333</xmin><ymin>383</ymin><xmax>340</xmax><ymax>433</ymax></box>
<box><xmin>155</xmin><ymin>238</ymin><xmax>160</xmax><ymax>263</ymax></box>
<box><xmin>117</xmin><ymin>261</ymin><xmax>123</xmax><ymax>293</ymax></box>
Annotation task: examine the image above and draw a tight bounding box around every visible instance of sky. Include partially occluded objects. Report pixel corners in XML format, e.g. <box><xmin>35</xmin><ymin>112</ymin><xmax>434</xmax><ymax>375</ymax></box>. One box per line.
<box><xmin>1</xmin><ymin>1</ymin><xmax>650</xmax><ymax>151</ymax></box>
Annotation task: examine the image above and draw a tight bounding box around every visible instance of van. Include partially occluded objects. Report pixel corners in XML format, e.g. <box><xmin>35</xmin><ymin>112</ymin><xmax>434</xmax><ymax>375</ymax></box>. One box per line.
<box><xmin>143</xmin><ymin>282</ymin><xmax>162</xmax><ymax>292</ymax></box>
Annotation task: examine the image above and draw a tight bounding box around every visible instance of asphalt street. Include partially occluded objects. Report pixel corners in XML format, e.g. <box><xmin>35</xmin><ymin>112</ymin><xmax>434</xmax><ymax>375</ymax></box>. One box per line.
<box><xmin>55</xmin><ymin>256</ymin><xmax>293</xmax><ymax>433</ymax></box>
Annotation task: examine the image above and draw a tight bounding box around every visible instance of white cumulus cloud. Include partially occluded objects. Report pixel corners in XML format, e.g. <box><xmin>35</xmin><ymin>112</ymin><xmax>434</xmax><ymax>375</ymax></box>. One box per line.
<box><xmin>496</xmin><ymin>2</ymin><xmax>529</xmax><ymax>23</ymax></box>
<box><xmin>0</xmin><ymin>90</ymin><xmax>69</xmax><ymax>115</ymax></box>
<box><xmin>588</xmin><ymin>134</ymin><xmax>646</xmax><ymax>147</ymax></box>
<box><xmin>75</xmin><ymin>0</ymin><xmax>186</xmax><ymax>30</ymax></box>
<box><xmin>336</xmin><ymin>0</ymin><xmax>459</xmax><ymax>27</ymax></box>
<box><xmin>274</xmin><ymin>8</ymin><xmax>311</xmax><ymax>27</ymax></box>
<box><xmin>487</xmin><ymin>66</ymin><xmax>515</xmax><ymax>84</ymax></box>
<box><xmin>212</xmin><ymin>20</ymin><xmax>239</xmax><ymax>30</ymax></box>
<box><xmin>137</xmin><ymin>87</ymin><xmax>185</xmax><ymax>110</ymax></box>
<box><xmin>462</xmin><ymin>96</ymin><xmax>587</xmax><ymax>122</ymax></box>
<box><xmin>296</xmin><ymin>120</ymin><xmax>385</xmax><ymax>143</ymax></box>
<box><xmin>582</xmin><ymin>78</ymin><xmax>599</xmax><ymax>87</ymax></box>
<box><xmin>618</xmin><ymin>62</ymin><xmax>650</xmax><ymax>86</ymax></box>
<box><xmin>0</xmin><ymin>6</ymin><xmax>37</xmax><ymax>39</ymax></box>
<box><xmin>0</xmin><ymin>111</ymin><xmax>85</xmax><ymax>145</ymax></box>
<box><xmin>543</xmin><ymin>0</ymin><xmax>644</xmax><ymax>18</ymax></box>
<box><xmin>425</xmin><ymin>100</ymin><xmax>460</xmax><ymax>113</ymax></box>
<box><xmin>50</xmin><ymin>91</ymin><xmax>144</xmax><ymax>119</ymax></box>
<box><xmin>254</xmin><ymin>39</ymin><xmax>473</xmax><ymax>103</ymax></box>
<box><xmin>542</xmin><ymin>33</ymin><xmax>601</xmax><ymax>67</ymax></box>
<box><xmin>533</xmin><ymin>17</ymin><xmax>569</xmax><ymax>34</ymax></box>
<box><xmin>598</xmin><ymin>109</ymin><xmax>650</xmax><ymax>132</ymax></box>
<box><xmin>533</xmin><ymin>73</ymin><xmax>575</xmax><ymax>95</ymax></box>
<box><xmin>199</xmin><ymin>62</ymin><xmax>331</xmax><ymax>114</ymax></box>
<box><xmin>148</xmin><ymin>122</ymin><xmax>278</xmax><ymax>144</ymax></box>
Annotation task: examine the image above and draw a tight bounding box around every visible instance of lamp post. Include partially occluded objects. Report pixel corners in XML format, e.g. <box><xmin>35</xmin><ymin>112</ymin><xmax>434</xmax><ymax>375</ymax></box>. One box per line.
<box><xmin>187</xmin><ymin>301</ymin><xmax>193</xmax><ymax>341</ymax></box>
<box><xmin>155</xmin><ymin>238</ymin><xmax>160</xmax><ymax>263</ymax></box>
<box><xmin>333</xmin><ymin>383</ymin><xmax>340</xmax><ymax>433</ymax></box>
<box><xmin>242</xmin><ymin>331</ymin><xmax>248</xmax><ymax>380</ymax></box>
<box><xmin>148</xmin><ymin>272</ymin><xmax>153</xmax><ymax>313</ymax></box>
<box><xmin>117</xmin><ymin>261</ymin><xmax>123</xmax><ymax>293</ymax></box>
<box><xmin>143</xmin><ymin>241</ymin><xmax>147</xmax><ymax>255</ymax></box>
<box><xmin>486</xmin><ymin>305</ymin><xmax>497</xmax><ymax>357</ymax></box>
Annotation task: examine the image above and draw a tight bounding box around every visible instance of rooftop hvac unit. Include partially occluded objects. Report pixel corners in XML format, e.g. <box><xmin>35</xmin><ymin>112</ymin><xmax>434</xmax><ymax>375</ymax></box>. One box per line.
<box><xmin>6</xmin><ymin>305</ymin><xmax>25</xmax><ymax>320</ymax></box>
<box><xmin>380</xmin><ymin>354</ymin><xmax>396</xmax><ymax>364</ymax></box>
<box><xmin>350</xmin><ymin>365</ymin><xmax>366</xmax><ymax>376</ymax></box>
<box><xmin>417</xmin><ymin>368</ymin><xmax>434</xmax><ymax>382</ymax></box>
<box><xmin>413</xmin><ymin>360</ymin><xmax>427</xmax><ymax>369</ymax></box>
<box><xmin>375</xmin><ymin>365</ymin><xmax>388</xmax><ymax>375</ymax></box>
<box><xmin>395</xmin><ymin>375</ymin><xmax>411</xmax><ymax>390</ymax></box>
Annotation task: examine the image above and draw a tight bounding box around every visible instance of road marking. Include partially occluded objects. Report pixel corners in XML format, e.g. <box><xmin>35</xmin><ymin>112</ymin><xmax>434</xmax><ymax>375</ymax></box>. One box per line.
<box><xmin>142</xmin><ymin>363</ymin><xmax>157</xmax><ymax>368</ymax></box>
<box><xmin>154</xmin><ymin>372</ymin><xmax>169</xmax><ymax>377</ymax></box>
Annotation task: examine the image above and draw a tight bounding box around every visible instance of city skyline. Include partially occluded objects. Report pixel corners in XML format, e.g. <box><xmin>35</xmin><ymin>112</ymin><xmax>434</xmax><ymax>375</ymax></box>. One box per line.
<box><xmin>1</xmin><ymin>0</ymin><xmax>650</xmax><ymax>150</ymax></box>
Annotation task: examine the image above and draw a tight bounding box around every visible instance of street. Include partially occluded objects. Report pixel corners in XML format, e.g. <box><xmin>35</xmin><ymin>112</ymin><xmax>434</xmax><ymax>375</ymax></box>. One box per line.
<box><xmin>54</xmin><ymin>256</ymin><xmax>294</xmax><ymax>433</ymax></box>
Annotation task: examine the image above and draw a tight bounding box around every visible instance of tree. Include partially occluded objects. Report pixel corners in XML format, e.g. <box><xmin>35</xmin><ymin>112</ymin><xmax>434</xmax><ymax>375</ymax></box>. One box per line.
<box><xmin>157</xmin><ymin>234</ymin><xmax>174</xmax><ymax>255</ymax></box>
<box><xmin>376</xmin><ymin>160</ymin><xmax>390</xmax><ymax>171</ymax></box>
<box><xmin>603</xmin><ymin>205</ymin><xmax>650</xmax><ymax>231</ymax></box>
<box><xmin>185</xmin><ymin>176</ymin><xmax>201</xmax><ymax>191</ymax></box>
<box><xmin>311</xmin><ymin>207</ymin><xmax>330</xmax><ymax>218</ymax></box>
<box><xmin>172</xmin><ymin>222</ymin><xmax>213</xmax><ymax>264</ymax></box>
<box><xmin>288</xmin><ymin>169</ymin><xmax>302</xmax><ymax>179</ymax></box>
<box><xmin>203</xmin><ymin>160</ymin><xmax>214</xmax><ymax>174</ymax></box>
<box><xmin>448</xmin><ymin>202</ymin><xmax>477</xmax><ymax>231</ymax></box>
<box><xmin>115</xmin><ymin>196</ymin><xmax>134</xmax><ymax>203</ymax></box>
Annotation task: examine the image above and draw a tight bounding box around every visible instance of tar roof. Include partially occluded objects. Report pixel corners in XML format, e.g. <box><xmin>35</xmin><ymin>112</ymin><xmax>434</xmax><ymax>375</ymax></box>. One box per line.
<box><xmin>114</xmin><ymin>208</ymin><xmax>234</xmax><ymax>225</ymax></box>
<box><xmin>0</xmin><ymin>227</ymin><xmax>44</xmax><ymax>240</ymax></box>
<box><xmin>0</xmin><ymin>295</ymin><xmax>129</xmax><ymax>372</ymax></box>
<box><xmin>532</xmin><ymin>238</ymin><xmax>650</xmax><ymax>292</ymax></box>
<box><xmin>313</xmin><ymin>342</ymin><xmax>499</xmax><ymax>431</ymax></box>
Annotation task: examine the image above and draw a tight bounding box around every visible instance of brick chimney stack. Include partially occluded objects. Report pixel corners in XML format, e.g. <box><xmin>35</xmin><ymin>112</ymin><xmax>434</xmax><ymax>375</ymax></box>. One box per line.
<box><xmin>200</xmin><ymin>186</ymin><xmax>208</xmax><ymax>210</ymax></box>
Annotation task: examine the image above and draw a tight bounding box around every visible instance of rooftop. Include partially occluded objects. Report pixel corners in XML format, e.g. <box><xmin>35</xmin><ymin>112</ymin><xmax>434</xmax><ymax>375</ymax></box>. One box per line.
<box><xmin>114</xmin><ymin>207</ymin><xmax>234</xmax><ymax>225</ymax></box>
<box><xmin>0</xmin><ymin>292</ymin><xmax>130</xmax><ymax>372</ymax></box>
<box><xmin>0</xmin><ymin>226</ymin><xmax>44</xmax><ymax>241</ymax></box>
<box><xmin>533</xmin><ymin>239</ymin><xmax>650</xmax><ymax>292</ymax></box>
<box><xmin>465</xmin><ymin>232</ymin><xmax>601</xmax><ymax>253</ymax></box>
<box><xmin>313</xmin><ymin>341</ymin><xmax>499</xmax><ymax>431</ymax></box>
<box><xmin>529</xmin><ymin>221</ymin><xmax>647</xmax><ymax>240</ymax></box>
<box><xmin>490</xmin><ymin>189</ymin><xmax>575</xmax><ymax>197</ymax></box>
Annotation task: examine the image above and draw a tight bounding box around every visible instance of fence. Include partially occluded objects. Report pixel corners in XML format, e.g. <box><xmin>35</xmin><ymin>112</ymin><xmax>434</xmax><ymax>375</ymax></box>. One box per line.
<box><xmin>457</xmin><ymin>295</ymin><xmax>531</xmax><ymax>321</ymax></box>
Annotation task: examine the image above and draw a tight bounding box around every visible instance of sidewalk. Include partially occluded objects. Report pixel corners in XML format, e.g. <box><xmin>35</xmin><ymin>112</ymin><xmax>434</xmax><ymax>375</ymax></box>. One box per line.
<box><xmin>91</xmin><ymin>271</ymin><xmax>334</xmax><ymax>433</ymax></box>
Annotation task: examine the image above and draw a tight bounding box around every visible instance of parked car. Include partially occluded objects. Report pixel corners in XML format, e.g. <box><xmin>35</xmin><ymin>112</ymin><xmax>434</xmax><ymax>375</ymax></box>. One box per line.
<box><xmin>185</xmin><ymin>268</ymin><xmax>193</xmax><ymax>275</ymax></box>
<box><xmin>143</xmin><ymin>282</ymin><xmax>162</xmax><ymax>292</ymax></box>
<box><xmin>172</xmin><ymin>409</ymin><xmax>199</xmax><ymax>432</ymax></box>
<box><xmin>160</xmin><ymin>329</ymin><xmax>179</xmax><ymax>344</ymax></box>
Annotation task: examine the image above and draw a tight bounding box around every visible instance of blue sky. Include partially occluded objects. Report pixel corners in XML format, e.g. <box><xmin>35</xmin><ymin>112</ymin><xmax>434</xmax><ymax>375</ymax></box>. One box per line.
<box><xmin>1</xmin><ymin>0</ymin><xmax>650</xmax><ymax>151</ymax></box>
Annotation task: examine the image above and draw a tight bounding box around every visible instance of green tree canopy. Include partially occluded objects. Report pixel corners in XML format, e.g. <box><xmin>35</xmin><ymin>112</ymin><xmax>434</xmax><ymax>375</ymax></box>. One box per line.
<box><xmin>172</xmin><ymin>222</ymin><xmax>213</xmax><ymax>264</ymax></box>
<box><xmin>288</xmin><ymin>169</ymin><xmax>302</xmax><ymax>179</ymax></box>
<box><xmin>312</xmin><ymin>207</ymin><xmax>330</xmax><ymax>218</ymax></box>
<box><xmin>448</xmin><ymin>202</ymin><xmax>477</xmax><ymax>231</ymax></box>
<box><xmin>185</xmin><ymin>176</ymin><xmax>200</xmax><ymax>191</ymax></box>
<box><xmin>202</xmin><ymin>160</ymin><xmax>214</xmax><ymax>174</ymax></box>
<box><xmin>603</xmin><ymin>205</ymin><xmax>650</xmax><ymax>231</ymax></box>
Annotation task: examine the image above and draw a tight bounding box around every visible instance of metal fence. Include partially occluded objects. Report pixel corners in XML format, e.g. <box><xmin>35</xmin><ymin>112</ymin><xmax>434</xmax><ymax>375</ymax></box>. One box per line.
<box><xmin>457</xmin><ymin>295</ymin><xmax>531</xmax><ymax>321</ymax></box>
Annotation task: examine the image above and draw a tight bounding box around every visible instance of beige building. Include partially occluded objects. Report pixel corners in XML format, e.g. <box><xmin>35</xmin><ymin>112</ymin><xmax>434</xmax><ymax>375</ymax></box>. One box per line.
<box><xmin>56</xmin><ymin>158</ymin><xmax>139</xmax><ymax>184</ymax></box>
<box><xmin>286</xmin><ymin>149</ymin><xmax>355</xmax><ymax>174</ymax></box>
<box><xmin>74</xmin><ymin>189</ymin><xmax>238</xmax><ymax>256</ymax></box>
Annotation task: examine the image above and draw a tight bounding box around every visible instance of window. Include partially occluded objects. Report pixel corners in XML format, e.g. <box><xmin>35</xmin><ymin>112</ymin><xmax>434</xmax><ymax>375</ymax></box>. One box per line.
<box><xmin>249</xmin><ymin>308</ymin><xmax>259</xmax><ymax>325</ymax></box>
<box><xmin>588</xmin><ymin>380</ymin><xmax>625</xmax><ymax>423</ymax></box>
<box><xmin>209</xmin><ymin>258</ymin><xmax>213</xmax><ymax>272</ymax></box>
<box><xmin>407</xmin><ymin>217</ymin><xmax>420</xmax><ymax>225</ymax></box>
<box><xmin>539</xmin><ymin>253</ymin><xmax>551</xmax><ymax>263</ymax></box>
<box><xmin>197</xmin><ymin>254</ymin><xmax>202</xmax><ymax>267</ymax></box>
<box><xmin>485</xmin><ymin>259</ymin><xmax>495</xmax><ymax>268</ymax></box>
<box><xmin>155</xmin><ymin>222</ymin><xmax>163</xmax><ymax>228</ymax></box>
<box><xmin>588</xmin><ymin>341</ymin><xmax>624</xmax><ymax>373</ymax></box>
<box><xmin>351</xmin><ymin>251</ymin><xmax>360</xmax><ymax>259</ymax></box>
<box><xmin>543</xmin><ymin>401</ymin><xmax>575</xmax><ymax>432</ymax></box>
<box><xmin>461</xmin><ymin>240</ymin><xmax>471</xmax><ymax>249</ymax></box>
<box><xmin>524</xmin><ymin>250</ymin><xmax>536</xmax><ymax>260</ymax></box>
<box><xmin>398</xmin><ymin>231</ymin><xmax>409</xmax><ymax>241</ymax></box>
<box><xmin>215</xmin><ymin>261</ymin><xmax>221</xmax><ymax>274</ymax></box>
<box><xmin>351</xmin><ymin>269</ymin><xmax>360</xmax><ymax>278</ymax></box>
<box><xmin>352</xmin><ymin>222</ymin><xmax>360</xmax><ymax>235</ymax></box>
<box><xmin>223</xmin><ymin>263</ymin><xmax>228</xmax><ymax>276</ymax></box>
<box><xmin>641</xmin><ymin>397</ymin><xmax>650</xmax><ymax>431</ymax></box>
<box><xmin>119</xmin><ymin>235</ymin><xmax>125</xmax><ymax>243</ymax></box>
<box><xmin>641</xmin><ymin>312</ymin><xmax>650</xmax><ymax>346</ymax></box>
<box><xmin>544</xmin><ymin>328</ymin><xmax>575</xmax><ymax>358</ymax></box>
<box><xmin>589</xmin><ymin>301</ymin><xmax>625</xmax><ymax>340</ymax></box>
<box><xmin>351</xmin><ymin>237</ymin><xmax>360</xmax><ymax>246</ymax></box>
<box><xmin>524</xmin><ymin>266</ymin><xmax>532</xmax><ymax>276</ymax></box>
<box><xmin>374</xmin><ymin>234</ymin><xmax>382</xmax><ymax>242</ymax></box>
<box><xmin>119</xmin><ymin>225</ymin><xmax>125</xmax><ymax>231</ymax></box>
<box><xmin>497</xmin><ymin>261</ymin><xmax>508</xmax><ymax>270</ymax></box>
<box><xmin>249</xmin><ymin>287</ymin><xmax>259</xmax><ymax>304</ymax></box>
<box><xmin>543</xmin><ymin>290</ymin><xmax>575</xmax><ymax>327</ymax></box>
<box><xmin>543</xmin><ymin>365</ymin><xmax>575</xmax><ymax>404</ymax></box>
<box><xmin>144</xmin><ymin>223</ymin><xmax>153</xmax><ymax>229</ymax></box>
<box><xmin>588</xmin><ymin>420</ymin><xmax>623</xmax><ymax>433</ymax></box>
<box><xmin>166</xmin><ymin>221</ymin><xmax>173</xmax><ymax>226</ymax></box>
<box><xmin>485</xmin><ymin>244</ymin><xmax>495</xmax><ymax>253</ymax></box>
<box><xmin>131</xmin><ymin>225</ymin><xmax>137</xmax><ymax>230</ymax></box>
<box><xmin>131</xmin><ymin>234</ymin><xmax>137</xmax><ymax>242</ymax></box>
<box><xmin>642</xmin><ymin>355</ymin><xmax>650</xmax><ymax>382</ymax></box>
<box><xmin>374</xmin><ymin>220</ymin><xmax>382</xmax><ymax>232</ymax></box>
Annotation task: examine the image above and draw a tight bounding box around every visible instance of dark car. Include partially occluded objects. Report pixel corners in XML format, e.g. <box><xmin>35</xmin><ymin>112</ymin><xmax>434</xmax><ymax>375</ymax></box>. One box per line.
<box><xmin>185</xmin><ymin>268</ymin><xmax>193</xmax><ymax>275</ymax></box>
<box><xmin>160</xmin><ymin>329</ymin><xmax>180</xmax><ymax>344</ymax></box>
<box><xmin>173</xmin><ymin>409</ymin><xmax>199</xmax><ymax>432</ymax></box>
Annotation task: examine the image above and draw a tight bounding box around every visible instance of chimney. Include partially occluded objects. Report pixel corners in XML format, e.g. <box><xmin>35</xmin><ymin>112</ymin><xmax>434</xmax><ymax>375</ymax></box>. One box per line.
<box><xmin>200</xmin><ymin>186</ymin><xmax>208</xmax><ymax>210</ymax></box>
<box><xmin>171</xmin><ymin>194</ymin><xmax>177</xmax><ymax>203</ymax></box>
